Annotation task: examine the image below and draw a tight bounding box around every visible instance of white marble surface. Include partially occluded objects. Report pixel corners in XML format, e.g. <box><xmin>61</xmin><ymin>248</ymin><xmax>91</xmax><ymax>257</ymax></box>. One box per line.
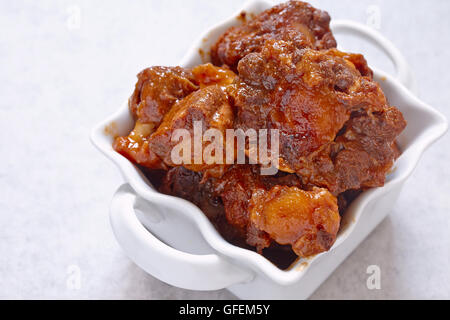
<box><xmin>0</xmin><ymin>0</ymin><xmax>449</xmax><ymax>299</ymax></box>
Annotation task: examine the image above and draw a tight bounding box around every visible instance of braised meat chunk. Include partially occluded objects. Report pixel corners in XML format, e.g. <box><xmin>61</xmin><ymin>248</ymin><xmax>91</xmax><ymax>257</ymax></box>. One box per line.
<box><xmin>211</xmin><ymin>0</ymin><xmax>336</xmax><ymax>71</ymax></box>
<box><xmin>230</xmin><ymin>41</ymin><xmax>352</xmax><ymax>168</ymax></box>
<box><xmin>215</xmin><ymin>165</ymin><xmax>303</xmax><ymax>252</ymax></box>
<box><xmin>114</xmin><ymin>66</ymin><xmax>198</xmax><ymax>169</ymax></box>
<box><xmin>249</xmin><ymin>186</ymin><xmax>340</xmax><ymax>258</ymax></box>
<box><xmin>129</xmin><ymin>66</ymin><xmax>198</xmax><ymax>126</ymax></box>
<box><xmin>149</xmin><ymin>85</ymin><xmax>233</xmax><ymax>177</ymax></box>
<box><xmin>300</xmin><ymin>107</ymin><xmax>406</xmax><ymax>194</ymax></box>
<box><xmin>213</xmin><ymin>165</ymin><xmax>339</xmax><ymax>257</ymax></box>
<box><xmin>114</xmin><ymin>64</ymin><xmax>236</xmax><ymax>173</ymax></box>
<box><xmin>231</xmin><ymin>39</ymin><xmax>405</xmax><ymax>194</ymax></box>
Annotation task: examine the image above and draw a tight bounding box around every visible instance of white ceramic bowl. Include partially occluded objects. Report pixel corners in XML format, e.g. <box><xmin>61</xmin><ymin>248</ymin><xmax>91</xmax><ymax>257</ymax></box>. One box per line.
<box><xmin>91</xmin><ymin>0</ymin><xmax>448</xmax><ymax>299</ymax></box>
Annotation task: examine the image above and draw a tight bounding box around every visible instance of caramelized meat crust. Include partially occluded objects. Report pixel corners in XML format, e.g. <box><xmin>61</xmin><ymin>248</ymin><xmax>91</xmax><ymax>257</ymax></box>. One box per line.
<box><xmin>298</xmin><ymin>107</ymin><xmax>406</xmax><ymax>194</ymax></box>
<box><xmin>231</xmin><ymin>41</ymin><xmax>354</xmax><ymax>165</ymax></box>
<box><xmin>231</xmin><ymin>40</ymin><xmax>406</xmax><ymax>194</ymax></box>
<box><xmin>211</xmin><ymin>0</ymin><xmax>336</xmax><ymax>71</ymax></box>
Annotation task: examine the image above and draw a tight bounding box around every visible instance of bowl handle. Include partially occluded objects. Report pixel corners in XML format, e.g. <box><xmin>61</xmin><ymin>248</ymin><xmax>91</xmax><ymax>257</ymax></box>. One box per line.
<box><xmin>110</xmin><ymin>184</ymin><xmax>254</xmax><ymax>291</ymax></box>
<box><xmin>331</xmin><ymin>20</ymin><xmax>418</xmax><ymax>94</ymax></box>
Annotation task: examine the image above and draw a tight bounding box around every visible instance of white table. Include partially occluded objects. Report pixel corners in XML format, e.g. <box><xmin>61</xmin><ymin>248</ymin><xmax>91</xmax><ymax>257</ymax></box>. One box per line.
<box><xmin>1</xmin><ymin>0</ymin><xmax>448</xmax><ymax>299</ymax></box>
